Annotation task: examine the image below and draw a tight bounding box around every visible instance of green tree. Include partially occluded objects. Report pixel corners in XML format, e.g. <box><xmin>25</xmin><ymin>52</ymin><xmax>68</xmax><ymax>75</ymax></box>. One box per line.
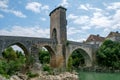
<box><xmin>39</xmin><ymin>48</ymin><xmax>50</xmax><ymax>64</ymax></box>
<box><xmin>97</xmin><ymin>39</ymin><xmax>120</xmax><ymax>69</ymax></box>
<box><xmin>2</xmin><ymin>47</ymin><xmax>17</xmax><ymax>62</ymax></box>
<box><xmin>0</xmin><ymin>47</ymin><xmax>26</xmax><ymax>77</ymax></box>
<box><xmin>67</xmin><ymin>49</ymin><xmax>85</xmax><ymax>69</ymax></box>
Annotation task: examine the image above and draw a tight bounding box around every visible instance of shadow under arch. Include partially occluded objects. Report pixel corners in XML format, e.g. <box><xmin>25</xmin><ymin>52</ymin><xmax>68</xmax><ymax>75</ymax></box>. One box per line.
<box><xmin>68</xmin><ymin>48</ymin><xmax>92</xmax><ymax>67</ymax></box>
<box><xmin>41</xmin><ymin>45</ymin><xmax>56</xmax><ymax>68</ymax></box>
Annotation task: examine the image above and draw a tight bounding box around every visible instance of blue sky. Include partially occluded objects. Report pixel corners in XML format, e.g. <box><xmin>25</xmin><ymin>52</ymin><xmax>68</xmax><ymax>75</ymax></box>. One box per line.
<box><xmin>0</xmin><ymin>0</ymin><xmax>120</xmax><ymax>42</ymax></box>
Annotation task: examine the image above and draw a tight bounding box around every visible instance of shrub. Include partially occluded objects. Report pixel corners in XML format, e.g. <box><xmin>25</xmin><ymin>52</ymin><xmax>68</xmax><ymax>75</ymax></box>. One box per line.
<box><xmin>26</xmin><ymin>71</ymin><xmax>39</xmax><ymax>78</ymax></box>
<box><xmin>42</xmin><ymin>64</ymin><xmax>53</xmax><ymax>74</ymax></box>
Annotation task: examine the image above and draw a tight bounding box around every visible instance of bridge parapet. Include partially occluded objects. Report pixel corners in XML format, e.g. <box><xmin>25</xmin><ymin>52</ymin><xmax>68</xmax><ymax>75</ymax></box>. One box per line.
<box><xmin>0</xmin><ymin>35</ymin><xmax>55</xmax><ymax>43</ymax></box>
<box><xmin>0</xmin><ymin>35</ymin><xmax>56</xmax><ymax>56</ymax></box>
<box><xmin>68</xmin><ymin>41</ymin><xmax>93</xmax><ymax>47</ymax></box>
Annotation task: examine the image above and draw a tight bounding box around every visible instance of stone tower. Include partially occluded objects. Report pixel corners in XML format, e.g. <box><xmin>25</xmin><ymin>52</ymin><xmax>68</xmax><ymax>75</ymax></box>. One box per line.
<box><xmin>49</xmin><ymin>6</ymin><xmax>67</xmax><ymax>67</ymax></box>
<box><xmin>49</xmin><ymin>6</ymin><xmax>67</xmax><ymax>44</ymax></box>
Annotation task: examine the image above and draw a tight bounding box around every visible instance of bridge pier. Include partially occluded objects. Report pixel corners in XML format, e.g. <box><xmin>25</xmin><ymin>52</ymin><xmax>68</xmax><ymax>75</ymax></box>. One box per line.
<box><xmin>50</xmin><ymin>44</ymin><xmax>65</xmax><ymax>68</ymax></box>
<box><xmin>31</xmin><ymin>45</ymin><xmax>40</xmax><ymax>63</ymax></box>
<box><xmin>85</xmin><ymin>59</ymin><xmax>92</xmax><ymax>67</ymax></box>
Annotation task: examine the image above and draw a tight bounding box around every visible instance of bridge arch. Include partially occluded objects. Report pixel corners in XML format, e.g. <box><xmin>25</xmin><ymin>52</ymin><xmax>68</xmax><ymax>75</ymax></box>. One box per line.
<box><xmin>67</xmin><ymin>46</ymin><xmax>92</xmax><ymax>67</ymax></box>
<box><xmin>36</xmin><ymin>44</ymin><xmax>57</xmax><ymax>67</ymax></box>
<box><xmin>44</xmin><ymin>45</ymin><xmax>56</xmax><ymax>67</ymax></box>
<box><xmin>2</xmin><ymin>42</ymin><xmax>29</xmax><ymax>56</ymax></box>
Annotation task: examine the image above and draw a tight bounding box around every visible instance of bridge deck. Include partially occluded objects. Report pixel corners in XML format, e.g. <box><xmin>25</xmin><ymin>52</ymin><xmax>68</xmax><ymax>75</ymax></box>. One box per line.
<box><xmin>0</xmin><ymin>35</ymin><xmax>55</xmax><ymax>44</ymax></box>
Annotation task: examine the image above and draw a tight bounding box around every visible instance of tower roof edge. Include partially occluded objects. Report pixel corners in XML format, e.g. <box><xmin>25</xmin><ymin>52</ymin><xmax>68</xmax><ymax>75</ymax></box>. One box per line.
<box><xmin>49</xmin><ymin>6</ymin><xmax>67</xmax><ymax>16</ymax></box>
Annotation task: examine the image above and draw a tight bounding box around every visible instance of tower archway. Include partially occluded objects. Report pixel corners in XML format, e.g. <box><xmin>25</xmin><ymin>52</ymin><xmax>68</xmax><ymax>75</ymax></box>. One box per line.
<box><xmin>52</xmin><ymin>28</ymin><xmax>57</xmax><ymax>41</ymax></box>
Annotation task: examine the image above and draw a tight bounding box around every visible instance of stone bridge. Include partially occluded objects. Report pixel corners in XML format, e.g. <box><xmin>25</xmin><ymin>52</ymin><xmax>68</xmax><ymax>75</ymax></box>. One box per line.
<box><xmin>0</xmin><ymin>6</ymin><xmax>98</xmax><ymax>68</ymax></box>
<box><xmin>66</xmin><ymin>41</ymin><xmax>98</xmax><ymax>67</ymax></box>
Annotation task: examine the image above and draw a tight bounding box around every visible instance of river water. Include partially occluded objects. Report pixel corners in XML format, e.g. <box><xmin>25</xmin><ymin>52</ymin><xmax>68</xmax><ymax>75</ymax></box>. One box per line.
<box><xmin>78</xmin><ymin>71</ymin><xmax>120</xmax><ymax>80</ymax></box>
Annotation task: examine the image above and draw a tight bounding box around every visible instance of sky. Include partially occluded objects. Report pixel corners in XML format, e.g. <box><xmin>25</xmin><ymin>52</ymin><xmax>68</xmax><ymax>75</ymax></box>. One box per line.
<box><xmin>0</xmin><ymin>0</ymin><xmax>120</xmax><ymax>43</ymax></box>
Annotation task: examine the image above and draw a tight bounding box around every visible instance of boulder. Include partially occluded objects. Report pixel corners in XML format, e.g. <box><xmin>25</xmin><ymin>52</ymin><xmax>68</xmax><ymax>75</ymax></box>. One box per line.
<box><xmin>10</xmin><ymin>75</ymin><xmax>21</xmax><ymax>80</ymax></box>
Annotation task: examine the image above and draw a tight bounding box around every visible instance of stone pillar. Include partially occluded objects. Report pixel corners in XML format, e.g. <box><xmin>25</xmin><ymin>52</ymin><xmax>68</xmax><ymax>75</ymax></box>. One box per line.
<box><xmin>91</xmin><ymin>46</ymin><xmax>98</xmax><ymax>67</ymax></box>
<box><xmin>54</xmin><ymin>44</ymin><xmax>64</xmax><ymax>68</ymax></box>
<box><xmin>31</xmin><ymin>45</ymin><xmax>39</xmax><ymax>63</ymax></box>
<box><xmin>65</xmin><ymin>46</ymin><xmax>70</xmax><ymax>67</ymax></box>
<box><xmin>85</xmin><ymin>58</ymin><xmax>92</xmax><ymax>67</ymax></box>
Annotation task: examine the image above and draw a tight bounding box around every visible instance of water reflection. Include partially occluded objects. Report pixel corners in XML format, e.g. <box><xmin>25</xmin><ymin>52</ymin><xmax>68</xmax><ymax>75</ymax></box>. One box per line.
<box><xmin>79</xmin><ymin>71</ymin><xmax>120</xmax><ymax>80</ymax></box>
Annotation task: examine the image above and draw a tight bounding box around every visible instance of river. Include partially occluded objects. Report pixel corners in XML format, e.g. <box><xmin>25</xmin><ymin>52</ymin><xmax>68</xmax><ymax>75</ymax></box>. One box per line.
<box><xmin>78</xmin><ymin>71</ymin><xmax>120</xmax><ymax>80</ymax></box>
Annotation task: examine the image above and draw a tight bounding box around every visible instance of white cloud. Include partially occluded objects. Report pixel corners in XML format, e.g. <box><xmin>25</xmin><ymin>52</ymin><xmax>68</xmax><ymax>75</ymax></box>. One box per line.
<box><xmin>0</xmin><ymin>26</ymin><xmax>50</xmax><ymax>38</ymax></box>
<box><xmin>66</xmin><ymin>2</ymin><xmax>120</xmax><ymax>39</ymax></box>
<box><xmin>26</xmin><ymin>2</ymin><xmax>50</xmax><ymax>13</ymax></box>
<box><xmin>106</xmin><ymin>2</ymin><xmax>120</xmax><ymax>10</ymax></box>
<box><xmin>41</xmin><ymin>17</ymin><xmax>46</xmax><ymax>21</ymax></box>
<box><xmin>74</xmin><ymin>16</ymin><xmax>90</xmax><ymax>25</ymax></box>
<box><xmin>59</xmin><ymin>0</ymin><xmax>69</xmax><ymax>8</ymax></box>
<box><xmin>26</xmin><ymin>2</ymin><xmax>42</xmax><ymax>13</ymax></box>
<box><xmin>90</xmin><ymin>12</ymin><xmax>111</xmax><ymax>28</ymax></box>
<box><xmin>89</xmin><ymin>2</ymin><xmax>120</xmax><ymax>30</ymax></box>
<box><xmin>71</xmin><ymin>2</ymin><xmax>120</xmax><ymax>31</ymax></box>
<box><xmin>0</xmin><ymin>0</ymin><xmax>8</xmax><ymax>9</ymax></box>
<box><xmin>67</xmin><ymin>14</ymin><xmax>78</xmax><ymax>19</ymax></box>
<box><xmin>78</xmin><ymin>4</ymin><xmax>89</xmax><ymax>10</ymax></box>
<box><xmin>67</xmin><ymin>27</ymin><xmax>80</xmax><ymax>35</ymax></box>
<box><xmin>69</xmin><ymin>38</ymin><xmax>86</xmax><ymax>42</ymax></box>
<box><xmin>41</xmin><ymin>5</ymin><xmax>49</xmax><ymax>10</ymax></box>
<box><xmin>0</xmin><ymin>0</ymin><xmax>26</xmax><ymax>18</ymax></box>
<box><xmin>81</xmin><ymin>26</ymin><xmax>91</xmax><ymax>30</ymax></box>
<box><xmin>78</xmin><ymin>3</ymin><xmax>103</xmax><ymax>12</ymax></box>
<box><xmin>113</xmin><ymin>10</ymin><xmax>120</xmax><ymax>22</ymax></box>
<box><xmin>68</xmin><ymin>14</ymin><xmax>90</xmax><ymax>25</ymax></box>
<box><xmin>1</xmin><ymin>9</ymin><xmax>26</xmax><ymax>18</ymax></box>
<box><xmin>10</xmin><ymin>10</ymin><xmax>26</xmax><ymax>18</ymax></box>
<box><xmin>0</xmin><ymin>14</ymin><xmax>4</xmax><ymax>18</ymax></box>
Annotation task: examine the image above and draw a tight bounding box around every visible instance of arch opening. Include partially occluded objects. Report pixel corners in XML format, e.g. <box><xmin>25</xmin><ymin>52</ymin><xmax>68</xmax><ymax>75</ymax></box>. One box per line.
<box><xmin>2</xmin><ymin>42</ymin><xmax>29</xmax><ymax>59</ymax></box>
<box><xmin>52</xmin><ymin>28</ymin><xmax>57</xmax><ymax>41</ymax></box>
<box><xmin>0</xmin><ymin>43</ymin><xmax>28</xmax><ymax>75</ymax></box>
<box><xmin>67</xmin><ymin>48</ymin><xmax>92</xmax><ymax>69</ymax></box>
<box><xmin>38</xmin><ymin>45</ymin><xmax>56</xmax><ymax>68</ymax></box>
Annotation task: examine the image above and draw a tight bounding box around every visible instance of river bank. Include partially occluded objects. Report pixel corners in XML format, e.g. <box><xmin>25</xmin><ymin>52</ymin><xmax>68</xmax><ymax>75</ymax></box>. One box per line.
<box><xmin>0</xmin><ymin>71</ymin><xmax>79</xmax><ymax>80</ymax></box>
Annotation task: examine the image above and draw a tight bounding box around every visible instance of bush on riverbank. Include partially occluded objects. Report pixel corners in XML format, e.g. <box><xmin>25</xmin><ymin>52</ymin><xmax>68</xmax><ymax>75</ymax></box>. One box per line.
<box><xmin>97</xmin><ymin>40</ymin><xmax>120</xmax><ymax>69</ymax></box>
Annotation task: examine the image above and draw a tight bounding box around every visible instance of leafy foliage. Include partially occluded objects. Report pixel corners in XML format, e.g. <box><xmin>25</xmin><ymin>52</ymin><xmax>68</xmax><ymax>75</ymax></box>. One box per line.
<box><xmin>39</xmin><ymin>48</ymin><xmax>50</xmax><ymax>64</ymax></box>
<box><xmin>2</xmin><ymin>47</ymin><xmax>17</xmax><ymax>62</ymax></box>
<box><xmin>97</xmin><ymin>39</ymin><xmax>120</xmax><ymax>69</ymax></box>
<box><xmin>27</xmin><ymin>71</ymin><xmax>39</xmax><ymax>78</ymax></box>
<box><xmin>67</xmin><ymin>49</ymin><xmax>85</xmax><ymax>70</ymax></box>
<box><xmin>0</xmin><ymin>47</ymin><xmax>26</xmax><ymax>77</ymax></box>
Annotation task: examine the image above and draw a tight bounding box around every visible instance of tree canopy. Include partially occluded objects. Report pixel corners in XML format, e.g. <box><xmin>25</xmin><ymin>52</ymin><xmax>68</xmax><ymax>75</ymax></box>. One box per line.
<box><xmin>97</xmin><ymin>39</ymin><xmax>120</xmax><ymax>69</ymax></box>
